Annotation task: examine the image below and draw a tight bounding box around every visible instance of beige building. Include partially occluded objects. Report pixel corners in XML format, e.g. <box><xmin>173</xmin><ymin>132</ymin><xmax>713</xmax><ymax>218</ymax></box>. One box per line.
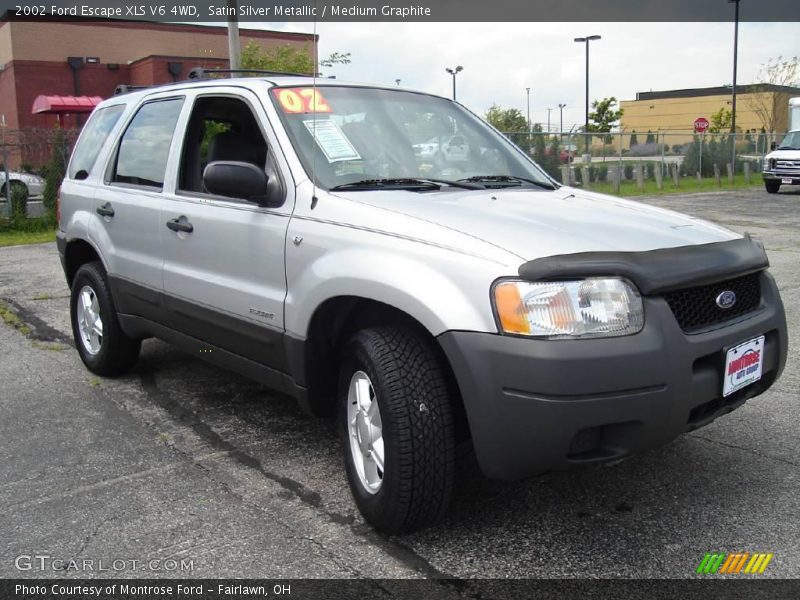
<box><xmin>620</xmin><ymin>84</ymin><xmax>800</xmax><ymax>148</ymax></box>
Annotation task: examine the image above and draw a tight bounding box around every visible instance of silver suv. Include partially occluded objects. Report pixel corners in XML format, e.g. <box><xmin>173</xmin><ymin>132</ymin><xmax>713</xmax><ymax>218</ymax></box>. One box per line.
<box><xmin>57</xmin><ymin>75</ymin><xmax>787</xmax><ymax>533</ymax></box>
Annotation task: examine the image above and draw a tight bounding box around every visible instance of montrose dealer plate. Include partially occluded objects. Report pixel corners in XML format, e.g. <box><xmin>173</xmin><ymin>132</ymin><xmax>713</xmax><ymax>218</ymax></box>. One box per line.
<box><xmin>723</xmin><ymin>335</ymin><xmax>765</xmax><ymax>397</ymax></box>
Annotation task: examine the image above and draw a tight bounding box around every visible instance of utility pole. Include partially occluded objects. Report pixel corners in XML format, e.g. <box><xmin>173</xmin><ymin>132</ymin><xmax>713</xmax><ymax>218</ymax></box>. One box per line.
<box><xmin>558</xmin><ymin>103</ymin><xmax>566</xmax><ymax>138</ymax></box>
<box><xmin>227</xmin><ymin>0</ymin><xmax>241</xmax><ymax>73</ymax></box>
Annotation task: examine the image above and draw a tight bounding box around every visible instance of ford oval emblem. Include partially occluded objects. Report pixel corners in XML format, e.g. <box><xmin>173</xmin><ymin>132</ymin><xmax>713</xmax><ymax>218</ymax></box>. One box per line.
<box><xmin>716</xmin><ymin>290</ymin><xmax>737</xmax><ymax>309</ymax></box>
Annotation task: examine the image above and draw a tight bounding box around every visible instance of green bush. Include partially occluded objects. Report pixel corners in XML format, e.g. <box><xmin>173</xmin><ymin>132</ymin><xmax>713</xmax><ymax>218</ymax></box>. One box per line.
<box><xmin>598</xmin><ymin>165</ymin><xmax>608</xmax><ymax>182</ymax></box>
<box><xmin>10</xmin><ymin>183</ymin><xmax>28</xmax><ymax>227</ymax></box>
<box><xmin>43</xmin><ymin>128</ymin><xmax>69</xmax><ymax>219</ymax></box>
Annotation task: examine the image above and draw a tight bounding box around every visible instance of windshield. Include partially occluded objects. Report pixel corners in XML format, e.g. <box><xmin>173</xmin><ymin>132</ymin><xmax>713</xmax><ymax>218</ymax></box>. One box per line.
<box><xmin>778</xmin><ymin>131</ymin><xmax>800</xmax><ymax>149</ymax></box>
<box><xmin>269</xmin><ymin>85</ymin><xmax>554</xmax><ymax>190</ymax></box>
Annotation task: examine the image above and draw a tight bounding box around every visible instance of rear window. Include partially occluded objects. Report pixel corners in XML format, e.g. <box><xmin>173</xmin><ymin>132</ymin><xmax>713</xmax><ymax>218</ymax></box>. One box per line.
<box><xmin>68</xmin><ymin>105</ymin><xmax>125</xmax><ymax>180</ymax></box>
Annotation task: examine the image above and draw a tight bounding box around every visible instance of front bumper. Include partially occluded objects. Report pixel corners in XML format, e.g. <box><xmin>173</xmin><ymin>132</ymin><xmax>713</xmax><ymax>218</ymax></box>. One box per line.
<box><xmin>763</xmin><ymin>171</ymin><xmax>800</xmax><ymax>185</ymax></box>
<box><xmin>439</xmin><ymin>271</ymin><xmax>787</xmax><ymax>480</ymax></box>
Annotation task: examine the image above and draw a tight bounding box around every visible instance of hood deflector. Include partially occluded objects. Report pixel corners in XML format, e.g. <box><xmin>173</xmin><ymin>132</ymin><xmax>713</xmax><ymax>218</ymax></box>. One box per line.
<box><xmin>518</xmin><ymin>236</ymin><xmax>769</xmax><ymax>295</ymax></box>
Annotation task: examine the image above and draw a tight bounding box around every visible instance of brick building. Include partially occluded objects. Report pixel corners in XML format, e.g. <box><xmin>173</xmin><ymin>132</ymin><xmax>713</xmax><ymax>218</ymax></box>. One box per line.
<box><xmin>0</xmin><ymin>14</ymin><xmax>317</xmax><ymax>135</ymax></box>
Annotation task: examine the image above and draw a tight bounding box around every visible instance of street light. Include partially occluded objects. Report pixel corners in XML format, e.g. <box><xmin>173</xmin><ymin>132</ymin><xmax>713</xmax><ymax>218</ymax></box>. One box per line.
<box><xmin>445</xmin><ymin>65</ymin><xmax>463</xmax><ymax>101</ymax></box>
<box><xmin>558</xmin><ymin>103</ymin><xmax>567</xmax><ymax>137</ymax></box>
<box><xmin>574</xmin><ymin>34</ymin><xmax>602</xmax><ymax>154</ymax></box>
<box><xmin>729</xmin><ymin>0</ymin><xmax>740</xmax><ymax>170</ymax></box>
<box><xmin>395</xmin><ymin>79</ymin><xmax>402</xmax><ymax>86</ymax></box>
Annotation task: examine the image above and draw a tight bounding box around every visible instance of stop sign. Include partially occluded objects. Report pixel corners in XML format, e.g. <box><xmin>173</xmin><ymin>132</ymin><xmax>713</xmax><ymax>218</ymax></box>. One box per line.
<box><xmin>694</xmin><ymin>117</ymin><xmax>710</xmax><ymax>133</ymax></box>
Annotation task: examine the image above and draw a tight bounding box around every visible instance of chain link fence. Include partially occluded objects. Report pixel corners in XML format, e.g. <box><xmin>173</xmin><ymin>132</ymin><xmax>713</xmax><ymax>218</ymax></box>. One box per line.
<box><xmin>0</xmin><ymin>128</ymin><xmax>79</xmax><ymax>175</ymax></box>
<box><xmin>500</xmin><ymin>130</ymin><xmax>786</xmax><ymax>190</ymax></box>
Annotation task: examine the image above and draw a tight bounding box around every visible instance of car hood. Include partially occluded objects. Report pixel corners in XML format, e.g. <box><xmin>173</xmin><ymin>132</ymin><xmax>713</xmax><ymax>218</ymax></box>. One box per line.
<box><xmin>331</xmin><ymin>186</ymin><xmax>738</xmax><ymax>261</ymax></box>
<box><xmin>766</xmin><ymin>149</ymin><xmax>800</xmax><ymax>160</ymax></box>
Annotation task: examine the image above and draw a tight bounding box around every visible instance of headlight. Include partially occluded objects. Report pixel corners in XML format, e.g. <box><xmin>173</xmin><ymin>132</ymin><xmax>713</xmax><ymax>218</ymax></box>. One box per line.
<box><xmin>763</xmin><ymin>158</ymin><xmax>771</xmax><ymax>171</ymax></box>
<box><xmin>493</xmin><ymin>278</ymin><xmax>644</xmax><ymax>338</ymax></box>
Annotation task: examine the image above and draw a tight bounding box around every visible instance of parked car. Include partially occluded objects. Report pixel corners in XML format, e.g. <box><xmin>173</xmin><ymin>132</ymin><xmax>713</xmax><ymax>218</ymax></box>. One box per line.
<box><xmin>762</xmin><ymin>130</ymin><xmax>800</xmax><ymax>193</ymax></box>
<box><xmin>57</xmin><ymin>76</ymin><xmax>787</xmax><ymax>533</ymax></box>
<box><xmin>412</xmin><ymin>134</ymin><xmax>470</xmax><ymax>164</ymax></box>
<box><xmin>0</xmin><ymin>170</ymin><xmax>45</xmax><ymax>198</ymax></box>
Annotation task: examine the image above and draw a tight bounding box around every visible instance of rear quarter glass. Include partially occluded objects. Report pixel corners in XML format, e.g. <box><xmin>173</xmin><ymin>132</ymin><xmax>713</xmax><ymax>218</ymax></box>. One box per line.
<box><xmin>68</xmin><ymin>104</ymin><xmax>126</xmax><ymax>179</ymax></box>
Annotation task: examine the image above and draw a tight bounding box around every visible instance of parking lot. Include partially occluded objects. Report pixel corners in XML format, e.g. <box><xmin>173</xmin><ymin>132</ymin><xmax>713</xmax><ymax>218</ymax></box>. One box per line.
<box><xmin>1</xmin><ymin>188</ymin><xmax>798</xmax><ymax>581</ymax></box>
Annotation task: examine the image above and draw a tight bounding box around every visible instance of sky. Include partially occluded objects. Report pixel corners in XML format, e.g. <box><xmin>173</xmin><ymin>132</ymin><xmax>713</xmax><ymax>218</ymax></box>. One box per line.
<box><xmin>241</xmin><ymin>21</ymin><xmax>799</xmax><ymax>130</ymax></box>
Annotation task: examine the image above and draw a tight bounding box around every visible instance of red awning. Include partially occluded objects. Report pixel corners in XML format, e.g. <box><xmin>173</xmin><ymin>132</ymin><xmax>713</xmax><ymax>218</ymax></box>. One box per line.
<box><xmin>32</xmin><ymin>95</ymin><xmax>103</xmax><ymax>115</ymax></box>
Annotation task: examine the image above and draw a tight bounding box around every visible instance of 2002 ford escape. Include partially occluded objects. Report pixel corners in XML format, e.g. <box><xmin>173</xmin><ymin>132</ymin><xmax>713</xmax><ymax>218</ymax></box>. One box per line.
<box><xmin>57</xmin><ymin>74</ymin><xmax>788</xmax><ymax>533</ymax></box>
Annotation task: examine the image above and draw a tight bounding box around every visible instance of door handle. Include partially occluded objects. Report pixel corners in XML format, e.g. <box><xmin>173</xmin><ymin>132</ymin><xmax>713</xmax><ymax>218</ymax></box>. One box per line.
<box><xmin>96</xmin><ymin>202</ymin><xmax>115</xmax><ymax>217</ymax></box>
<box><xmin>166</xmin><ymin>216</ymin><xmax>194</xmax><ymax>234</ymax></box>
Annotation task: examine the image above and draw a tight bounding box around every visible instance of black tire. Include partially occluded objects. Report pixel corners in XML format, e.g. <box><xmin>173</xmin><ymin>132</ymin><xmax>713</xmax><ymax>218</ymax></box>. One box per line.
<box><xmin>338</xmin><ymin>327</ymin><xmax>455</xmax><ymax>533</ymax></box>
<box><xmin>765</xmin><ymin>180</ymin><xmax>781</xmax><ymax>194</ymax></box>
<box><xmin>1</xmin><ymin>181</ymin><xmax>27</xmax><ymax>197</ymax></box>
<box><xmin>70</xmin><ymin>261</ymin><xmax>140</xmax><ymax>376</ymax></box>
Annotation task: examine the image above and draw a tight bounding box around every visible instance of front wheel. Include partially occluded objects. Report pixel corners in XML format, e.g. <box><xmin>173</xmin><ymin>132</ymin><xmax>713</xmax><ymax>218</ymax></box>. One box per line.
<box><xmin>765</xmin><ymin>180</ymin><xmax>781</xmax><ymax>194</ymax></box>
<box><xmin>339</xmin><ymin>327</ymin><xmax>455</xmax><ymax>533</ymax></box>
<box><xmin>70</xmin><ymin>262</ymin><xmax>141</xmax><ymax>376</ymax></box>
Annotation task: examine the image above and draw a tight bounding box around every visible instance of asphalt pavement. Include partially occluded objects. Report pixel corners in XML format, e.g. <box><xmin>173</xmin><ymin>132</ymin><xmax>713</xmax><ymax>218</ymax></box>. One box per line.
<box><xmin>0</xmin><ymin>187</ymin><xmax>798</xmax><ymax>581</ymax></box>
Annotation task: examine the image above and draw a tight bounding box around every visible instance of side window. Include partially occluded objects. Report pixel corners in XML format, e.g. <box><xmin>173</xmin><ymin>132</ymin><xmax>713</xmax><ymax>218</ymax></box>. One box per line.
<box><xmin>68</xmin><ymin>105</ymin><xmax>125</xmax><ymax>180</ymax></box>
<box><xmin>112</xmin><ymin>98</ymin><xmax>184</xmax><ymax>189</ymax></box>
<box><xmin>178</xmin><ymin>96</ymin><xmax>269</xmax><ymax>196</ymax></box>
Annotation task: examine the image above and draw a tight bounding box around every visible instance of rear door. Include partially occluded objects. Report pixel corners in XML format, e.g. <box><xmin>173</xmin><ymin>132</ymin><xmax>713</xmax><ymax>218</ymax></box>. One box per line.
<box><xmin>92</xmin><ymin>94</ymin><xmax>185</xmax><ymax>322</ymax></box>
<box><xmin>159</xmin><ymin>87</ymin><xmax>294</xmax><ymax>369</ymax></box>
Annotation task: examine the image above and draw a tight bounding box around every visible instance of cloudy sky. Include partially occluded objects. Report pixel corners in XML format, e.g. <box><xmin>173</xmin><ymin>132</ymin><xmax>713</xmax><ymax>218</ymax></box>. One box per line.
<box><xmin>246</xmin><ymin>21</ymin><xmax>798</xmax><ymax>129</ymax></box>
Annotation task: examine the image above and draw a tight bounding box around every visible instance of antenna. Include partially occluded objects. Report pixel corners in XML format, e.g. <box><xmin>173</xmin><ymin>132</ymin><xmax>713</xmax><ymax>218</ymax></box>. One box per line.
<box><xmin>310</xmin><ymin>0</ymin><xmax>319</xmax><ymax>209</ymax></box>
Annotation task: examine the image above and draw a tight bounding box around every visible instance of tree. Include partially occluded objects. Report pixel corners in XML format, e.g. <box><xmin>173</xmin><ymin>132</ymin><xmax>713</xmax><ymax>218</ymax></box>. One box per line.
<box><xmin>709</xmin><ymin>107</ymin><xmax>735</xmax><ymax>133</ymax></box>
<box><xmin>484</xmin><ymin>104</ymin><xmax>528</xmax><ymax>133</ymax></box>
<box><xmin>587</xmin><ymin>97</ymin><xmax>623</xmax><ymax>144</ymax></box>
<box><xmin>239</xmin><ymin>41</ymin><xmax>351</xmax><ymax>75</ymax></box>
<box><xmin>645</xmin><ymin>130</ymin><xmax>656</xmax><ymax>145</ymax></box>
<box><xmin>630</xmin><ymin>131</ymin><xmax>639</xmax><ymax>147</ymax></box>
<box><xmin>745</xmin><ymin>55</ymin><xmax>799</xmax><ymax>133</ymax></box>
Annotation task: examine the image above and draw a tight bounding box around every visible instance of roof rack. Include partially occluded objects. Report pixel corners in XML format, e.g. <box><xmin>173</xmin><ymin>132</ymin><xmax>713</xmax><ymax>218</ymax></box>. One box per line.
<box><xmin>113</xmin><ymin>84</ymin><xmax>149</xmax><ymax>96</ymax></box>
<box><xmin>187</xmin><ymin>67</ymin><xmax>314</xmax><ymax>80</ymax></box>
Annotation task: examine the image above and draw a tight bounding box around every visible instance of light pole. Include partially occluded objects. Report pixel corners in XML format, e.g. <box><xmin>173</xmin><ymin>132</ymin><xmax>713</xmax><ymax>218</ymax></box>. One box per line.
<box><xmin>526</xmin><ymin>87</ymin><xmax>531</xmax><ymax>133</ymax></box>
<box><xmin>445</xmin><ymin>66</ymin><xmax>463</xmax><ymax>101</ymax></box>
<box><xmin>395</xmin><ymin>79</ymin><xmax>401</xmax><ymax>86</ymax></box>
<box><xmin>558</xmin><ymin>103</ymin><xmax>566</xmax><ymax>138</ymax></box>
<box><xmin>729</xmin><ymin>0</ymin><xmax>740</xmax><ymax>170</ymax></box>
<box><xmin>574</xmin><ymin>35</ymin><xmax>601</xmax><ymax>154</ymax></box>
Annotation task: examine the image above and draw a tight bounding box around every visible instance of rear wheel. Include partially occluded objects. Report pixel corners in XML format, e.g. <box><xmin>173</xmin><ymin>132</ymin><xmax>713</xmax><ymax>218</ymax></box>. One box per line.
<box><xmin>765</xmin><ymin>180</ymin><xmax>781</xmax><ymax>194</ymax></box>
<box><xmin>70</xmin><ymin>262</ymin><xmax>140</xmax><ymax>376</ymax></box>
<box><xmin>339</xmin><ymin>327</ymin><xmax>455</xmax><ymax>533</ymax></box>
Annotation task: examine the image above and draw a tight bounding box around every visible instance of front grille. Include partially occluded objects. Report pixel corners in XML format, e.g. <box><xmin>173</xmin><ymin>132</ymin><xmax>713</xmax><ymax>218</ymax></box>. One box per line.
<box><xmin>776</xmin><ymin>159</ymin><xmax>800</xmax><ymax>172</ymax></box>
<box><xmin>663</xmin><ymin>273</ymin><xmax>761</xmax><ymax>332</ymax></box>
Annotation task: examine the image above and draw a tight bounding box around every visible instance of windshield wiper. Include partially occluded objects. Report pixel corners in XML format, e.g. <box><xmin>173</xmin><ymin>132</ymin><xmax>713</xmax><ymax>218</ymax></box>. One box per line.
<box><xmin>457</xmin><ymin>175</ymin><xmax>555</xmax><ymax>190</ymax></box>
<box><xmin>330</xmin><ymin>177</ymin><xmax>483</xmax><ymax>192</ymax></box>
<box><xmin>777</xmin><ymin>146</ymin><xmax>799</xmax><ymax>150</ymax></box>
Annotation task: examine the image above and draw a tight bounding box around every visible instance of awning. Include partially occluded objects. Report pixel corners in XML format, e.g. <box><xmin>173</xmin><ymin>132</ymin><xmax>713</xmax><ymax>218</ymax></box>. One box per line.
<box><xmin>32</xmin><ymin>95</ymin><xmax>103</xmax><ymax>115</ymax></box>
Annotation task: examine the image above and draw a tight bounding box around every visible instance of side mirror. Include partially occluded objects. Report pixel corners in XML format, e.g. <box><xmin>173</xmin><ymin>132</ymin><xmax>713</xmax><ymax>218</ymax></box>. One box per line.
<box><xmin>770</xmin><ymin>142</ymin><xmax>777</xmax><ymax>151</ymax></box>
<box><xmin>203</xmin><ymin>161</ymin><xmax>275</xmax><ymax>206</ymax></box>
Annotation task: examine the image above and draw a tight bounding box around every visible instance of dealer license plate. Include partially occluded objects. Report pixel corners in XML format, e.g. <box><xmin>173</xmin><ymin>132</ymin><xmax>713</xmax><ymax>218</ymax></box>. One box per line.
<box><xmin>782</xmin><ymin>178</ymin><xmax>793</xmax><ymax>184</ymax></box>
<box><xmin>723</xmin><ymin>336</ymin><xmax>764</xmax><ymax>397</ymax></box>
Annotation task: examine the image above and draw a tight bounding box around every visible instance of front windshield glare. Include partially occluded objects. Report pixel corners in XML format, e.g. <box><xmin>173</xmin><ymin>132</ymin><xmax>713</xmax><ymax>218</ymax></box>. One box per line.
<box><xmin>269</xmin><ymin>86</ymin><xmax>553</xmax><ymax>190</ymax></box>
